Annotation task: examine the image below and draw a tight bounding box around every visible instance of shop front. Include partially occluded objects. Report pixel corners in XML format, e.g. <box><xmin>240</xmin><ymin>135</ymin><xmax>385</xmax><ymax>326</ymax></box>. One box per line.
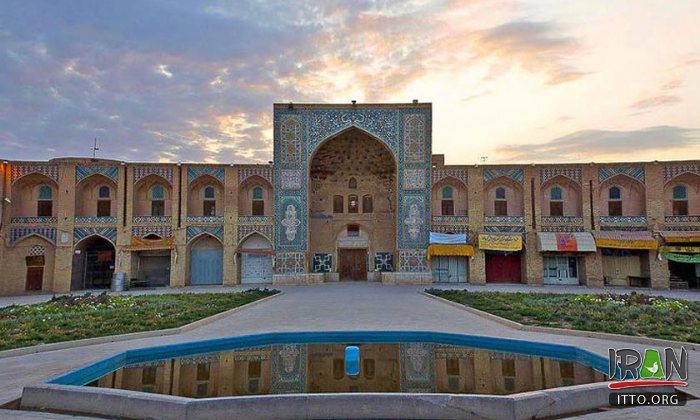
<box><xmin>659</xmin><ymin>231</ymin><xmax>700</xmax><ymax>289</ymax></box>
<box><xmin>427</xmin><ymin>232</ymin><xmax>473</xmax><ymax>283</ymax></box>
<box><xmin>537</xmin><ymin>232</ymin><xmax>596</xmax><ymax>285</ymax></box>
<box><xmin>479</xmin><ymin>233</ymin><xmax>523</xmax><ymax>283</ymax></box>
<box><xmin>593</xmin><ymin>231</ymin><xmax>657</xmax><ymax>287</ymax></box>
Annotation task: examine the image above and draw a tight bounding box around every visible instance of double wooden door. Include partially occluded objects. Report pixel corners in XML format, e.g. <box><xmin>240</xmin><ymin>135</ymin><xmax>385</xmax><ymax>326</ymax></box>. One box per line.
<box><xmin>338</xmin><ymin>249</ymin><xmax>367</xmax><ymax>281</ymax></box>
<box><xmin>485</xmin><ymin>253</ymin><xmax>522</xmax><ymax>283</ymax></box>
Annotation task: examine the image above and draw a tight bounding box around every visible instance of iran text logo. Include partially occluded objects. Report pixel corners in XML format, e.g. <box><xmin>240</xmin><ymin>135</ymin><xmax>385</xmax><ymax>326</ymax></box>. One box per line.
<box><xmin>608</xmin><ymin>347</ymin><xmax>688</xmax><ymax>389</ymax></box>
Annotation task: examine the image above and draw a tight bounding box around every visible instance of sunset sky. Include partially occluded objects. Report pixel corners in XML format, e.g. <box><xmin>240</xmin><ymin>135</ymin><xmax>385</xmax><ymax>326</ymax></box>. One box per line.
<box><xmin>1</xmin><ymin>0</ymin><xmax>698</xmax><ymax>164</ymax></box>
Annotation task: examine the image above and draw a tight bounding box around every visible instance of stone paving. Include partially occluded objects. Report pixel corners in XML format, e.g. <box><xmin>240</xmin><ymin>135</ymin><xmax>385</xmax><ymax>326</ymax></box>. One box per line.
<box><xmin>0</xmin><ymin>283</ymin><xmax>698</xmax><ymax>419</ymax></box>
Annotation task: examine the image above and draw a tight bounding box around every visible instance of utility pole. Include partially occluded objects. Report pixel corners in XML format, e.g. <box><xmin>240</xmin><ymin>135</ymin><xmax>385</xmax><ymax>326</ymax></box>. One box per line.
<box><xmin>91</xmin><ymin>138</ymin><xmax>100</xmax><ymax>160</ymax></box>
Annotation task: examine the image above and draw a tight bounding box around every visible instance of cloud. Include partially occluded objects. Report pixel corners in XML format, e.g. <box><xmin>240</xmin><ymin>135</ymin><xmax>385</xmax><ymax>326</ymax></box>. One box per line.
<box><xmin>630</xmin><ymin>94</ymin><xmax>682</xmax><ymax>111</ymax></box>
<box><xmin>497</xmin><ymin>126</ymin><xmax>700</xmax><ymax>162</ymax></box>
<box><xmin>469</xmin><ymin>20</ymin><xmax>587</xmax><ymax>85</ymax></box>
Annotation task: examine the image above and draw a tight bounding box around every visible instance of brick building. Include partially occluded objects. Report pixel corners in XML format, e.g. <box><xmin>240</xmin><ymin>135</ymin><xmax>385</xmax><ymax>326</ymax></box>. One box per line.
<box><xmin>1</xmin><ymin>102</ymin><xmax>699</xmax><ymax>295</ymax></box>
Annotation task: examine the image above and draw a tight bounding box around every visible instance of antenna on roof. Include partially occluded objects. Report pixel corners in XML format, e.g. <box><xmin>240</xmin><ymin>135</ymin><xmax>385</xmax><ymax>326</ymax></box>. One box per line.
<box><xmin>91</xmin><ymin>138</ymin><xmax>100</xmax><ymax>160</ymax></box>
<box><xmin>480</xmin><ymin>156</ymin><xmax>488</xmax><ymax>164</ymax></box>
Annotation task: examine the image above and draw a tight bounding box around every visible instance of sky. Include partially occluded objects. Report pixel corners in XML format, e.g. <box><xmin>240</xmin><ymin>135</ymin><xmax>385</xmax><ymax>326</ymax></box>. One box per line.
<box><xmin>0</xmin><ymin>0</ymin><xmax>698</xmax><ymax>164</ymax></box>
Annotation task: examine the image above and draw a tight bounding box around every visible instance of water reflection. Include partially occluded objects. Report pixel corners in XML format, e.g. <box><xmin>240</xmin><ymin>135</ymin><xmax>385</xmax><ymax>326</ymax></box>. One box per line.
<box><xmin>88</xmin><ymin>343</ymin><xmax>606</xmax><ymax>397</ymax></box>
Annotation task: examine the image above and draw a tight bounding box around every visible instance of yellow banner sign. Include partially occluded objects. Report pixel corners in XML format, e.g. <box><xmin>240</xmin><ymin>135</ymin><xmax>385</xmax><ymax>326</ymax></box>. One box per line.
<box><xmin>663</xmin><ymin>236</ymin><xmax>700</xmax><ymax>243</ymax></box>
<box><xmin>478</xmin><ymin>234</ymin><xmax>522</xmax><ymax>251</ymax></box>
<box><xmin>660</xmin><ymin>245</ymin><xmax>700</xmax><ymax>254</ymax></box>
<box><xmin>427</xmin><ymin>244</ymin><xmax>475</xmax><ymax>260</ymax></box>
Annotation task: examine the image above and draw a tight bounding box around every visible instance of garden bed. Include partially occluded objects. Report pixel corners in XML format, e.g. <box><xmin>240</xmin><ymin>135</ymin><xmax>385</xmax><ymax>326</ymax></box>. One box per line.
<box><xmin>0</xmin><ymin>289</ymin><xmax>278</xmax><ymax>351</ymax></box>
<box><xmin>426</xmin><ymin>289</ymin><xmax>700</xmax><ymax>343</ymax></box>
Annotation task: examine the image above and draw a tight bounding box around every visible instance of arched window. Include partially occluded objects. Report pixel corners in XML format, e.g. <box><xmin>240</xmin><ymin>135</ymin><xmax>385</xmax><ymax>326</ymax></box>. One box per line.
<box><xmin>203</xmin><ymin>185</ymin><xmax>216</xmax><ymax>216</ymax></box>
<box><xmin>97</xmin><ymin>186</ymin><xmax>111</xmax><ymax>217</ymax></box>
<box><xmin>333</xmin><ymin>195</ymin><xmax>344</xmax><ymax>213</ymax></box>
<box><xmin>441</xmin><ymin>186</ymin><xmax>454</xmax><ymax>216</ymax></box>
<box><xmin>672</xmin><ymin>185</ymin><xmax>688</xmax><ymax>216</ymax></box>
<box><xmin>37</xmin><ymin>185</ymin><xmax>53</xmax><ymax>217</ymax></box>
<box><xmin>494</xmin><ymin>186</ymin><xmax>507</xmax><ymax>216</ymax></box>
<box><xmin>549</xmin><ymin>186</ymin><xmax>563</xmax><ymax>217</ymax></box>
<box><xmin>251</xmin><ymin>186</ymin><xmax>264</xmax><ymax>216</ymax></box>
<box><xmin>362</xmin><ymin>194</ymin><xmax>373</xmax><ymax>213</ymax></box>
<box><xmin>348</xmin><ymin>177</ymin><xmax>357</xmax><ymax>189</ymax></box>
<box><xmin>151</xmin><ymin>185</ymin><xmax>165</xmax><ymax>216</ymax></box>
<box><xmin>348</xmin><ymin>194</ymin><xmax>359</xmax><ymax>213</ymax></box>
<box><xmin>608</xmin><ymin>186</ymin><xmax>622</xmax><ymax>216</ymax></box>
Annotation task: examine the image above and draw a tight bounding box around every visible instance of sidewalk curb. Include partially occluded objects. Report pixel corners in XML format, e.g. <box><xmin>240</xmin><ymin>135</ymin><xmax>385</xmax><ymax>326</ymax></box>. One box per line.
<box><xmin>421</xmin><ymin>291</ymin><xmax>699</xmax><ymax>351</ymax></box>
<box><xmin>0</xmin><ymin>292</ymin><xmax>282</xmax><ymax>360</ymax></box>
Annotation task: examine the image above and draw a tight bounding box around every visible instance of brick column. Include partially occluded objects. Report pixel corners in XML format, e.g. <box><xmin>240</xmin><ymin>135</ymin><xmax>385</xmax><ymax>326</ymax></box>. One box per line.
<box><xmin>115</xmin><ymin>163</ymin><xmax>131</xmax><ymax>282</ymax></box>
<box><xmin>645</xmin><ymin>162</ymin><xmax>669</xmax><ymax>289</ymax></box>
<box><xmin>170</xmin><ymin>165</ymin><xmax>187</xmax><ymax>287</ymax></box>
<box><xmin>467</xmin><ymin>166</ymin><xmax>485</xmax><ymax>284</ymax></box>
<box><xmin>52</xmin><ymin>163</ymin><xmax>76</xmax><ymax>292</ymax></box>
<box><xmin>523</xmin><ymin>167</ymin><xmax>542</xmax><ymax>285</ymax></box>
<box><xmin>223</xmin><ymin>166</ymin><xmax>239</xmax><ymax>285</ymax></box>
<box><xmin>582</xmin><ymin>165</ymin><xmax>603</xmax><ymax>287</ymax></box>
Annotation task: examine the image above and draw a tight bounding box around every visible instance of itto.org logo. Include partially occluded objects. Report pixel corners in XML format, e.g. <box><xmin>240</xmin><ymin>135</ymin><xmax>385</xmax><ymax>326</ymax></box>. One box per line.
<box><xmin>608</xmin><ymin>347</ymin><xmax>688</xmax><ymax>389</ymax></box>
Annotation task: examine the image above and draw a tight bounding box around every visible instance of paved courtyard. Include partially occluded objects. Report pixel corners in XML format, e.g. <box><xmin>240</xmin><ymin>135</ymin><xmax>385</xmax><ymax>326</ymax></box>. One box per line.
<box><xmin>0</xmin><ymin>283</ymin><xmax>698</xmax><ymax>418</ymax></box>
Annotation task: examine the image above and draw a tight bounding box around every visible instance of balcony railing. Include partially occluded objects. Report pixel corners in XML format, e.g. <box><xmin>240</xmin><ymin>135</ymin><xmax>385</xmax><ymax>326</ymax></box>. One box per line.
<box><xmin>665</xmin><ymin>215</ymin><xmax>700</xmax><ymax>224</ymax></box>
<box><xmin>74</xmin><ymin>216</ymin><xmax>117</xmax><ymax>225</ymax></box>
<box><xmin>238</xmin><ymin>215</ymin><xmax>274</xmax><ymax>225</ymax></box>
<box><xmin>132</xmin><ymin>215</ymin><xmax>172</xmax><ymax>225</ymax></box>
<box><xmin>540</xmin><ymin>216</ymin><xmax>583</xmax><ymax>225</ymax></box>
<box><xmin>186</xmin><ymin>215</ymin><xmax>224</xmax><ymax>225</ymax></box>
<box><xmin>10</xmin><ymin>216</ymin><xmax>57</xmax><ymax>225</ymax></box>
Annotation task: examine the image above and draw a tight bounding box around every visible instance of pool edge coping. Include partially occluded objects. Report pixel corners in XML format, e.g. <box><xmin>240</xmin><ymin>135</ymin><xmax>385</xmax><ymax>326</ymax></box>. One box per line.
<box><xmin>0</xmin><ymin>291</ymin><xmax>283</xmax><ymax>360</ymax></box>
<box><xmin>421</xmin><ymin>291</ymin><xmax>699</xmax><ymax>350</ymax></box>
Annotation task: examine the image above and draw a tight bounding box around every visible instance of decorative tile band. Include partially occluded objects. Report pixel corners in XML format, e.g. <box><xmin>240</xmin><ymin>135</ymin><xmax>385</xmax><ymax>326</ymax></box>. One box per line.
<box><xmin>239</xmin><ymin>225</ymin><xmax>274</xmax><ymax>243</ymax></box>
<box><xmin>541</xmin><ymin>225</ymin><xmax>585</xmax><ymax>232</ymax></box>
<box><xmin>238</xmin><ymin>215</ymin><xmax>274</xmax><ymax>224</ymax></box>
<box><xmin>186</xmin><ymin>226</ymin><xmax>224</xmax><ymax>243</ymax></box>
<box><xmin>74</xmin><ymin>227</ymin><xmax>117</xmax><ymax>245</ymax></box>
<box><xmin>432</xmin><ymin>215</ymin><xmax>469</xmax><ymax>224</ymax></box>
<box><xmin>186</xmin><ymin>215</ymin><xmax>224</xmax><ymax>225</ymax></box>
<box><xmin>239</xmin><ymin>166</ymin><xmax>273</xmax><ymax>185</ymax></box>
<box><xmin>540</xmin><ymin>216</ymin><xmax>584</xmax><ymax>225</ymax></box>
<box><xmin>10</xmin><ymin>216</ymin><xmax>57</xmax><ymax>225</ymax></box>
<box><xmin>280</xmin><ymin>169</ymin><xmax>302</xmax><ymax>190</ymax></box>
<box><xmin>665</xmin><ymin>215</ymin><xmax>700</xmax><ymax>223</ymax></box>
<box><xmin>187</xmin><ymin>166</ymin><xmax>224</xmax><ymax>184</ymax></box>
<box><xmin>9</xmin><ymin>227</ymin><xmax>57</xmax><ymax>245</ymax></box>
<box><xmin>132</xmin><ymin>216</ymin><xmax>172</xmax><ymax>225</ymax></box>
<box><xmin>74</xmin><ymin>216</ymin><xmax>117</xmax><ymax>225</ymax></box>
<box><xmin>403</xmin><ymin>169</ymin><xmax>426</xmax><ymax>190</ymax></box>
<box><xmin>600</xmin><ymin>226</ymin><xmax>648</xmax><ymax>232</ymax></box>
<box><xmin>483</xmin><ymin>168</ymin><xmax>523</xmax><ymax>184</ymax></box>
<box><xmin>375</xmin><ymin>252</ymin><xmax>394</xmax><ymax>272</ymax></box>
<box><xmin>663</xmin><ymin>164</ymin><xmax>700</xmax><ymax>183</ymax></box>
<box><xmin>398</xmin><ymin>249</ymin><xmax>428</xmax><ymax>272</ymax></box>
<box><xmin>540</xmin><ymin>167</ymin><xmax>582</xmax><ymax>185</ymax></box>
<box><xmin>133</xmin><ymin>166</ymin><xmax>173</xmax><ymax>184</ymax></box>
<box><xmin>663</xmin><ymin>225</ymin><xmax>700</xmax><ymax>232</ymax></box>
<box><xmin>599</xmin><ymin>216</ymin><xmax>647</xmax><ymax>225</ymax></box>
<box><xmin>598</xmin><ymin>166</ymin><xmax>644</xmax><ymax>183</ymax></box>
<box><xmin>483</xmin><ymin>226</ymin><xmax>526</xmax><ymax>233</ymax></box>
<box><xmin>432</xmin><ymin>168</ymin><xmax>467</xmax><ymax>186</ymax></box>
<box><xmin>11</xmin><ymin>163</ymin><xmax>59</xmax><ymax>184</ymax></box>
<box><xmin>131</xmin><ymin>226</ymin><xmax>172</xmax><ymax>238</ymax></box>
<box><xmin>483</xmin><ymin>216</ymin><xmax>525</xmax><ymax>225</ymax></box>
<box><xmin>274</xmin><ymin>252</ymin><xmax>305</xmax><ymax>274</ymax></box>
<box><xmin>431</xmin><ymin>215</ymin><xmax>470</xmax><ymax>234</ymax></box>
<box><xmin>76</xmin><ymin>166</ymin><xmax>119</xmax><ymax>183</ymax></box>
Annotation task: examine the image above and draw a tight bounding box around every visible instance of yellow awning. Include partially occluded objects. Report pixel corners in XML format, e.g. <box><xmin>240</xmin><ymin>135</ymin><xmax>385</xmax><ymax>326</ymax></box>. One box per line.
<box><xmin>478</xmin><ymin>233</ymin><xmax>523</xmax><ymax>252</ymax></box>
<box><xmin>593</xmin><ymin>231</ymin><xmax>658</xmax><ymax>250</ymax></box>
<box><xmin>659</xmin><ymin>231</ymin><xmax>700</xmax><ymax>243</ymax></box>
<box><xmin>660</xmin><ymin>245</ymin><xmax>700</xmax><ymax>254</ymax></box>
<box><xmin>427</xmin><ymin>244</ymin><xmax>475</xmax><ymax>260</ymax></box>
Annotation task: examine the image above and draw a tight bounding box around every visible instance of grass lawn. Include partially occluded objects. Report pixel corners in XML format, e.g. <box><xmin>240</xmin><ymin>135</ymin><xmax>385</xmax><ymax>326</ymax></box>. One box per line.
<box><xmin>427</xmin><ymin>289</ymin><xmax>700</xmax><ymax>343</ymax></box>
<box><xmin>0</xmin><ymin>288</ymin><xmax>278</xmax><ymax>351</ymax></box>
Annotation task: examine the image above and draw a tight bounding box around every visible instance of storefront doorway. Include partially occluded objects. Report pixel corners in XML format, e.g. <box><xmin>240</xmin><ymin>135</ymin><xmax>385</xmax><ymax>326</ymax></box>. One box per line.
<box><xmin>431</xmin><ymin>256</ymin><xmax>468</xmax><ymax>283</ymax></box>
<box><xmin>485</xmin><ymin>252</ymin><xmax>522</xmax><ymax>283</ymax></box>
<box><xmin>543</xmin><ymin>256</ymin><xmax>579</xmax><ymax>285</ymax></box>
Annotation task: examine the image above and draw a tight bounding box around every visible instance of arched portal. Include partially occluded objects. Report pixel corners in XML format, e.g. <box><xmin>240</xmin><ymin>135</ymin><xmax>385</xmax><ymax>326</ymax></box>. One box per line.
<box><xmin>72</xmin><ymin>236</ymin><xmax>115</xmax><ymax>290</ymax></box>
<box><xmin>188</xmin><ymin>235</ymin><xmax>223</xmax><ymax>285</ymax></box>
<box><xmin>239</xmin><ymin>233</ymin><xmax>273</xmax><ymax>284</ymax></box>
<box><xmin>308</xmin><ymin>127</ymin><xmax>397</xmax><ymax>281</ymax></box>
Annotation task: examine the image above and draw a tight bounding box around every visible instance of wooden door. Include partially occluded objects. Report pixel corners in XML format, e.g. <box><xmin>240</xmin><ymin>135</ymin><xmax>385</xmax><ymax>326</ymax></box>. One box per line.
<box><xmin>190</xmin><ymin>247</ymin><xmax>223</xmax><ymax>285</ymax></box>
<box><xmin>485</xmin><ymin>253</ymin><xmax>522</xmax><ymax>283</ymax></box>
<box><xmin>26</xmin><ymin>266</ymin><xmax>44</xmax><ymax>291</ymax></box>
<box><xmin>339</xmin><ymin>249</ymin><xmax>367</xmax><ymax>281</ymax></box>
